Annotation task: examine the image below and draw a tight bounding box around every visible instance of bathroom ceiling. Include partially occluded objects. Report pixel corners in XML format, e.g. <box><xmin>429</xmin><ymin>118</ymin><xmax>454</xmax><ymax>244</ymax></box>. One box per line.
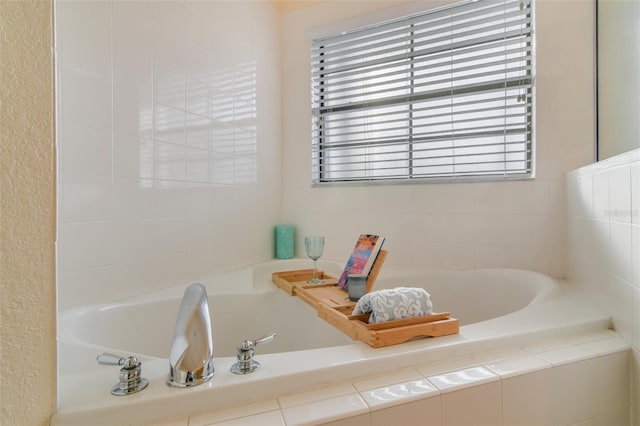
<box><xmin>268</xmin><ymin>0</ymin><xmax>325</xmax><ymax>14</ymax></box>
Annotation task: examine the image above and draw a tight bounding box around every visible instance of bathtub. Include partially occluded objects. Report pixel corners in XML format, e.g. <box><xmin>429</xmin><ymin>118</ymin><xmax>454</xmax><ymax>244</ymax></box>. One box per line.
<box><xmin>54</xmin><ymin>260</ymin><xmax>611</xmax><ymax>426</ymax></box>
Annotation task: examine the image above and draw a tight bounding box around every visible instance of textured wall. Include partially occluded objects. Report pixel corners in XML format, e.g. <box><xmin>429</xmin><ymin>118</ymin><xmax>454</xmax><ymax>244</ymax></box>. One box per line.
<box><xmin>0</xmin><ymin>1</ymin><xmax>57</xmax><ymax>425</ymax></box>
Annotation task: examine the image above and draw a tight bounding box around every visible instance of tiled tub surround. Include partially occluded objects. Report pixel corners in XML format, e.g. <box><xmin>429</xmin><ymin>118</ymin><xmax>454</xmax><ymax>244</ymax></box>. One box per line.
<box><xmin>53</xmin><ymin>260</ymin><xmax>623</xmax><ymax>426</ymax></box>
<box><xmin>56</xmin><ymin>0</ymin><xmax>283</xmax><ymax>310</ymax></box>
<box><xmin>188</xmin><ymin>333</ymin><xmax>630</xmax><ymax>426</ymax></box>
<box><xmin>566</xmin><ymin>148</ymin><xmax>640</xmax><ymax>424</ymax></box>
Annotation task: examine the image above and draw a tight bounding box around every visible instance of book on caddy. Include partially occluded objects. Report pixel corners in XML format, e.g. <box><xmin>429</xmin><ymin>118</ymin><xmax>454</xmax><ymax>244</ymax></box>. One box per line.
<box><xmin>337</xmin><ymin>234</ymin><xmax>385</xmax><ymax>289</ymax></box>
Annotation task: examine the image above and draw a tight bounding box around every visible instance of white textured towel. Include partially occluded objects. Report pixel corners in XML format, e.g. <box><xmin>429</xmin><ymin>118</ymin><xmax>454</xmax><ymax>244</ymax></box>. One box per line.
<box><xmin>352</xmin><ymin>287</ymin><xmax>433</xmax><ymax>324</ymax></box>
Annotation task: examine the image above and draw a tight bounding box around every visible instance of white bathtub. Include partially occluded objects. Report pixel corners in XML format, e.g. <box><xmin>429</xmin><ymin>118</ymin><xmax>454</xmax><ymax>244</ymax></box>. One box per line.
<box><xmin>54</xmin><ymin>260</ymin><xmax>610</xmax><ymax>426</ymax></box>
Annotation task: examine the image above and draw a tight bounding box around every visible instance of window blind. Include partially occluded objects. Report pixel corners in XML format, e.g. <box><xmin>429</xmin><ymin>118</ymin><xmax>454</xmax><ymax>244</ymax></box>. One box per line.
<box><xmin>310</xmin><ymin>0</ymin><xmax>534</xmax><ymax>184</ymax></box>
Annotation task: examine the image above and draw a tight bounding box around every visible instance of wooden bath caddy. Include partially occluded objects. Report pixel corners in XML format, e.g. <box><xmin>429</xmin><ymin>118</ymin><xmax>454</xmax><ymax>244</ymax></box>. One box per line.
<box><xmin>271</xmin><ymin>251</ymin><xmax>459</xmax><ymax>348</ymax></box>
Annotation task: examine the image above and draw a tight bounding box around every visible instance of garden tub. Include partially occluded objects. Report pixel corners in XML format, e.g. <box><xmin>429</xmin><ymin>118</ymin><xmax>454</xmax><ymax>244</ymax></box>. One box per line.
<box><xmin>54</xmin><ymin>259</ymin><xmax>610</xmax><ymax>425</ymax></box>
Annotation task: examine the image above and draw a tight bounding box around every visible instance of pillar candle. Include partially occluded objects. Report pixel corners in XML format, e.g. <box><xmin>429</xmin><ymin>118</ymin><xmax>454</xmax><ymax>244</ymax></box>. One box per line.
<box><xmin>275</xmin><ymin>224</ymin><xmax>294</xmax><ymax>259</ymax></box>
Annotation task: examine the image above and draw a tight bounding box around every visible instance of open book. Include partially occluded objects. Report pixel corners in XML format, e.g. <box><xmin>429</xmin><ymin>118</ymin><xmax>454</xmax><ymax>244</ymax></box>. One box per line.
<box><xmin>337</xmin><ymin>234</ymin><xmax>386</xmax><ymax>289</ymax></box>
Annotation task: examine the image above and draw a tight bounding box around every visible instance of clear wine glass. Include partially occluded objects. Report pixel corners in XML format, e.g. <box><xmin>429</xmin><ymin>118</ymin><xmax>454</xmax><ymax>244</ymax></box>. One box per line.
<box><xmin>305</xmin><ymin>236</ymin><xmax>325</xmax><ymax>284</ymax></box>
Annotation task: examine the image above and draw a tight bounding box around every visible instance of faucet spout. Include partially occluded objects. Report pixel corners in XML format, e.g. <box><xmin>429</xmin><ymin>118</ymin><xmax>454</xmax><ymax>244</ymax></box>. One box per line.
<box><xmin>167</xmin><ymin>283</ymin><xmax>215</xmax><ymax>387</ymax></box>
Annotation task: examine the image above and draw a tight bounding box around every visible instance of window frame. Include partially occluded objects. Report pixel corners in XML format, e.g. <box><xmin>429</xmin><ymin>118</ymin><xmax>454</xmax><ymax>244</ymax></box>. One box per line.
<box><xmin>310</xmin><ymin>0</ymin><xmax>536</xmax><ymax>186</ymax></box>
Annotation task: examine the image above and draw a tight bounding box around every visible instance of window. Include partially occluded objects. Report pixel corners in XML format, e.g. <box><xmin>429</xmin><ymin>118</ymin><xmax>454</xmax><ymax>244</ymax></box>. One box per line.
<box><xmin>310</xmin><ymin>0</ymin><xmax>534</xmax><ymax>184</ymax></box>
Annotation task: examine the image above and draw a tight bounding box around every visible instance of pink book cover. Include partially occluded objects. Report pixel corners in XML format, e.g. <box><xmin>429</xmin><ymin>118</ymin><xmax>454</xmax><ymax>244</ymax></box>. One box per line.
<box><xmin>337</xmin><ymin>234</ymin><xmax>384</xmax><ymax>289</ymax></box>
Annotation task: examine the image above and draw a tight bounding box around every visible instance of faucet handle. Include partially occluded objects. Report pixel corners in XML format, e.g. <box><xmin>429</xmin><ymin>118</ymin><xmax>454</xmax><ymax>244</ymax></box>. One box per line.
<box><xmin>97</xmin><ymin>353</ymin><xmax>149</xmax><ymax>396</ymax></box>
<box><xmin>239</xmin><ymin>332</ymin><xmax>276</xmax><ymax>350</ymax></box>
<box><xmin>97</xmin><ymin>353</ymin><xmax>129</xmax><ymax>366</ymax></box>
<box><xmin>232</xmin><ymin>332</ymin><xmax>276</xmax><ymax>375</ymax></box>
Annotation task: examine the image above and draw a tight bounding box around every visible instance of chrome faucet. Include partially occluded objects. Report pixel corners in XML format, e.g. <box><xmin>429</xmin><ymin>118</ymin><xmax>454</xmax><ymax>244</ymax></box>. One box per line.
<box><xmin>231</xmin><ymin>332</ymin><xmax>276</xmax><ymax>375</ymax></box>
<box><xmin>167</xmin><ymin>283</ymin><xmax>215</xmax><ymax>387</ymax></box>
<box><xmin>97</xmin><ymin>353</ymin><xmax>149</xmax><ymax>395</ymax></box>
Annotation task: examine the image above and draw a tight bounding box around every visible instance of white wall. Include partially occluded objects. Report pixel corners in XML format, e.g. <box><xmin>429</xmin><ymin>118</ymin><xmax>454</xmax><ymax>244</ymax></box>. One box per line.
<box><xmin>56</xmin><ymin>0</ymin><xmax>282</xmax><ymax>309</ymax></box>
<box><xmin>567</xmin><ymin>148</ymin><xmax>640</xmax><ymax>423</ymax></box>
<box><xmin>281</xmin><ymin>0</ymin><xmax>595</xmax><ymax>277</ymax></box>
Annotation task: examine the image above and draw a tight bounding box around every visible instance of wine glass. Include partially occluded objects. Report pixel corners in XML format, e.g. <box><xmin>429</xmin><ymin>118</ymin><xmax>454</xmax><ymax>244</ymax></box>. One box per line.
<box><xmin>305</xmin><ymin>236</ymin><xmax>325</xmax><ymax>284</ymax></box>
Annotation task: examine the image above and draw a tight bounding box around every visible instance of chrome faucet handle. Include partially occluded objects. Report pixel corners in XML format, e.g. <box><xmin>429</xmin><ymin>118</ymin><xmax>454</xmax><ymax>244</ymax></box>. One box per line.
<box><xmin>97</xmin><ymin>353</ymin><xmax>149</xmax><ymax>396</ymax></box>
<box><xmin>97</xmin><ymin>353</ymin><xmax>129</xmax><ymax>366</ymax></box>
<box><xmin>231</xmin><ymin>332</ymin><xmax>276</xmax><ymax>375</ymax></box>
<box><xmin>240</xmin><ymin>332</ymin><xmax>276</xmax><ymax>350</ymax></box>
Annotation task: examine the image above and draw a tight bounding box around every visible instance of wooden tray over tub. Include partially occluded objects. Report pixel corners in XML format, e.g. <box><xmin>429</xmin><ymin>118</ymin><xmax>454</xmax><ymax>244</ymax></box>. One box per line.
<box><xmin>271</xmin><ymin>251</ymin><xmax>459</xmax><ymax>348</ymax></box>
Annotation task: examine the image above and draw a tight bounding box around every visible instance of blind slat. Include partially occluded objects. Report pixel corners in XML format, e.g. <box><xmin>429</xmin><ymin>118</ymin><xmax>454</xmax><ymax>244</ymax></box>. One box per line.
<box><xmin>315</xmin><ymin>91</ymin><xmax>526</xmax><ymax>126</ymax></box>
<box><xmin>314</xmin><ymin>0</ymin><xmax>529</xmax><ymax>47</ymax></box>
<box><xmin>313</xmin><ymin>44</ymin><xmax>531</xmax><ymax>92</ymax></box>
<box><xmin>319</xmin><ymin>103</ymin><xmax>529</xmax><ymax>131</ymax></box>
<box><xmin>314</xmin><ymin>76</ymin><xmax>532</xmax><ymax>114</ymax></box>
<box><xmin>319</xmin><ymin>159</ymin><xmax>532</xmax><ymax>172</ymax></box>
<box><xmin>316</xmin><ymin>128</ymin><xmax>531</xmax><ymax>150</ymax></box>
<box><xmin>313</xmin><ymin>27</ymin><xmax>532</xmax><ymax>78</ymax></box>
<box><xmin>315</xmin><ymin>144</ymin><xmax>531</xmax><ymax>164</ymax></box>
<box><xmin>317</xmin><ymin>63</ymin><xmax>532</xmax><ymax>104</ymax></box>
<box><xmin>312</xmin><ymin>9</ymin><xmax>530</xmax><ymax>62</ymax></box>
<box><xmin>319</xmin><ymin>111</ymin><xmax>530</xmax><ymax>139</ymax></box>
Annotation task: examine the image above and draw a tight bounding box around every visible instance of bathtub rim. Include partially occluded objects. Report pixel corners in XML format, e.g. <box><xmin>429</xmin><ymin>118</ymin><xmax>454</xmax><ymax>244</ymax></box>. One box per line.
<box><xmin>57</xmin><ymin>260</ymin><xmax>560</xmax><ymax>367</ymax></box>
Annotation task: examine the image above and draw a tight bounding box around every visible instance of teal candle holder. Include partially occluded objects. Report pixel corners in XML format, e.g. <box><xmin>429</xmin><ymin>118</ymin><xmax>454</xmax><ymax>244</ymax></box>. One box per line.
<box><xmin>275</xmin><ymin>224</ymin><xmax>294</xmax><ymax>259</ymax></box>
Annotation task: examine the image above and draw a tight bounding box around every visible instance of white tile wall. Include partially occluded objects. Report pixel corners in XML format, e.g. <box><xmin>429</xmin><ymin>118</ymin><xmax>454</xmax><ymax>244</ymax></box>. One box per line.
<box><xmin>567</xmin><ymin>148</ymin><xmax>640</xmax><ymax>426</ymax></box>
<box><xmin>441</xmin><ymin>382</ymin><xmax>501</xmax><ymax>426</ymax></box>
<box><xmin>553</xmin><ymin>359</ymin><xmax>602</xmax><ymax>424</ymax></box>
<box><xmin>212</xmin><ymin>410</ymin><xmax>285</xmax><ymax>426</ymax></box>
<box><xmin>56</xmin><ymin>0</ymin><xmax>282</xmax><ymax>308</ymax></box>
<box><xmin>162</xmin><ymin>334</ymin><xmax>629</xmax><ymax>426</ymax></box>
<box><xmin>281</xmin><ymin>394</ymin><xmax>369</xmax><ymax>426</ymax></box>
<box><xmin>360</xmin><ymin>379</ymin><xmax>439</xmax><ymax>410</ymax></box>
<box><xmin>320</xmin><ymin>414</ymin><xmax>371</xmax><ymax>426</ymax></box>
<box><xmin>281</xmin><ymin>0</ymin><xmax>594</xmax><ymax>278</ymax></box>
<box><xmin>370</xmin><ymin>398</ymin><xmax>441</xmax><ymax>426</ymax></box>
<box><xmin>189</xmin><ymin>400</ymin><xmax>281</xmax><ymax>426</ymax></box>
<box><xmin>501</xmin><ymin>370</ymin><xmax>554</xmax><ymax>426</ymax></box>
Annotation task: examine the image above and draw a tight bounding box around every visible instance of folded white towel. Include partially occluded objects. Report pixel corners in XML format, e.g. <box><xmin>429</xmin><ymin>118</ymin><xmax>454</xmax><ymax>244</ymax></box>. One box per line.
<box><xmin>352</xmin><ymin>287</ymin><xmax>433</xmax><ymax>324</ymax></box>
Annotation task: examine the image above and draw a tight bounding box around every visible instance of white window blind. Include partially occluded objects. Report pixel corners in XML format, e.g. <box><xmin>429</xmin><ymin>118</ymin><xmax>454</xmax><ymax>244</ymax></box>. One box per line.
<box><xmin>311</xmin><ymin>0</ymin><xmax>534</xmax><ymax>184</ymax></box>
